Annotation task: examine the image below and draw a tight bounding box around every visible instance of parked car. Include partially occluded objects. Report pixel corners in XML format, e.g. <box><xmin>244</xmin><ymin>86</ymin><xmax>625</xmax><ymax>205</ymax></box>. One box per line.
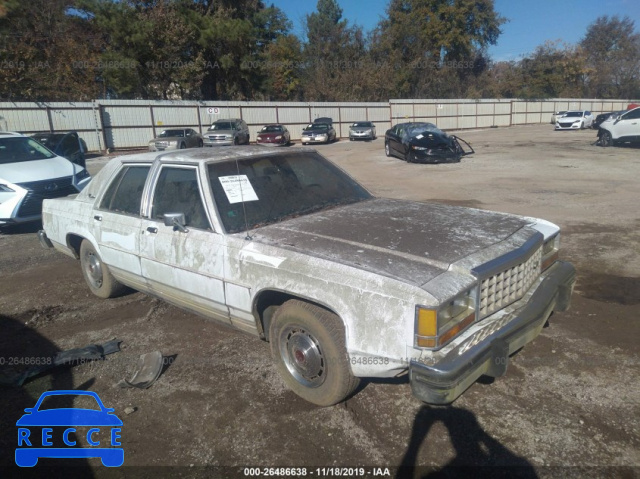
<box><xmin>31</xmin><ymin>131</ymin><xmax>87</xmax><ymax>168</ymax></box>
<box><xmin>301</xmin><ymin>122</ymin><xmax>337</xmax><ymax>145</ymax></box>
<box><xmin>592</xmin><ymin>111</ymin><xmax>625</xmax><ymax>130</ymax></box>
<box><xmin>555</xmin><ymin>110</ymin><xmax>594</xmax><ymax>130</ymax></box>
<box><xmin>39</xmin><ymin>147</ymin><xmax>574</xmax><ymax>407</ymax></box>
<box><xmin>204</xmin><ymin>119</ymin><xmax>250</xmax><ymax>146</ymax></box>
<box><xmin>550</xmin><ymin>111</ymin><xmax>567</xmax><ymax>124</ymax></box>
<box><xmin>0</xmin><ymin>131</ymin><xmax>91</xmax><ymax>226</ymax></box>
<box><xmin>148</xmin><ymin>128</ymin><xmax>203</xmax><ymax>151</ymax></box>
<box><xmin>384</xmin><ymin>122</ymin><xmax>474</xmax><ymax>163</ymax></box>
<box><xmin>256</xmin><ymin>124</ymin><xmax>290</xmax><ymax>146</ymax></box>
<box><xmin>597</xmin><ymin>107</ymin><xmax>640</xmax><ymax>147</ymax></box>
<box><xmin>349</xmin><ymin>121</ymin><xmax>376</xmax><ymax>141</ymax></box>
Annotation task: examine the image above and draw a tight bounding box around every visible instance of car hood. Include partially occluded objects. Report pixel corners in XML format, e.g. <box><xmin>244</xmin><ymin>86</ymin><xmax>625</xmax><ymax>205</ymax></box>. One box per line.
<box><xmin>250</xmin><ymin>198</ymin><xmax>529</xmax><ymax>287</ymax></box>
<box><xmin>207</xmin><ymin>129</ymin><xmax>234</xmax><ymax>135</ymax></box>
<box><xmin>0</xmin><ymin>156</ymin><xmax>77</xmax><ymax>184</ymax></box>
<box><xmin>151</xmin><ymin>136</ymin><xmax>184</xmax><ymax>142</ymax></box>
<box><xmin>303</xmin><ymin>127</ymin><xmax>331</xmax><ymax>134</ymax></box>
<box><xmin>257</xmin><ymin>132</ymin><xmax>282</xmax><ymax>138</ymax></box>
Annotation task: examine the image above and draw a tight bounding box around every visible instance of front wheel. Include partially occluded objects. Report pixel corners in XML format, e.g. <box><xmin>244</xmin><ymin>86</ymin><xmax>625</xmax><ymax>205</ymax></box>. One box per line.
<box><xmin>269</xmin><ymin>300</ymin><xmax>359</xmax><ymax>406</ymax></box>
<box><xmin>80</xmin><ymin>240</ymin><xmax>127</xmax><ymax>298</ymax></box>
<box><xmin>600</xmin><ymin>130</ymin><xmax>613</xmax><ymax>147</ymax></box>
<box><xmin>384</xmin><ymin>142</ymin><xmax>391</xmax><ymax>157</ymax></box>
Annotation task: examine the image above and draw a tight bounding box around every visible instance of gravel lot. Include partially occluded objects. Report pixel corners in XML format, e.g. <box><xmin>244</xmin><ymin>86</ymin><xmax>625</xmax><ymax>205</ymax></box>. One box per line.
<box><xmin>1</xmin><ymin>124</ymin><xmax>639</xmax><ymax>477</ymax></box>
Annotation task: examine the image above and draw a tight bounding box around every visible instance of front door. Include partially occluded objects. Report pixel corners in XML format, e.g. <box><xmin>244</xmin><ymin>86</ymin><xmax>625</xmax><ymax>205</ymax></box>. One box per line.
<box><xmin>139</xmin><ymin>164</ymin><xmax>230</xmax><ymax>324</ymax></box>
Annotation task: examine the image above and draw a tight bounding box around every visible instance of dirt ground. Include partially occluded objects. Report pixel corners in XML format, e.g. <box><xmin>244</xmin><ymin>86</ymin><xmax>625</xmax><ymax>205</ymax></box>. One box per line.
<box><xmin>1</xmin><ymin>124</ymin><xmax>639</xmax><ymax>478</ymax></box>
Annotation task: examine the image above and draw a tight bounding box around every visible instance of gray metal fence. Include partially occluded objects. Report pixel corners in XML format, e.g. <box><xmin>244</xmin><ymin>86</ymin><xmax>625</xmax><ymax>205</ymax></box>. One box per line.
<box><xmin>0</xmin><ymin>98</ymin><xmax>636</xmax><ymax>152</ymax></box>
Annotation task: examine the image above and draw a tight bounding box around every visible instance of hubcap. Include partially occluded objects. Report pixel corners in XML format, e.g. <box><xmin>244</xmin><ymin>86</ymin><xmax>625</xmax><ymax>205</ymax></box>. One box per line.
<box><xmin>85</xmin><ymin>252</ymin><xmax>103</xmax><ymax>288</ymax></box>
<box><xmin>279</xmin><ymin>326</ymin><xmax>326</xmax><ymax>388</ymax></box>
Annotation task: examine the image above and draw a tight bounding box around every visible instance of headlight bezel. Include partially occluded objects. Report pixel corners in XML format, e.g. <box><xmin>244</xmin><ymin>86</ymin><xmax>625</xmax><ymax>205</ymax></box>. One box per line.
<box><xmin>415</xmin><ymin>287</ymin><xmax>478</xmax><ymax>350</ymax></box>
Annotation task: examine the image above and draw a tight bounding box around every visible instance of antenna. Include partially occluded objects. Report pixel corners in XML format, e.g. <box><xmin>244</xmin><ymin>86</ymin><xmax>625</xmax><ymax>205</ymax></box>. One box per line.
<box><xmin>235</xmin><ymin>159</ymin><xmax>252</xmax><ymax>240</ymax></box>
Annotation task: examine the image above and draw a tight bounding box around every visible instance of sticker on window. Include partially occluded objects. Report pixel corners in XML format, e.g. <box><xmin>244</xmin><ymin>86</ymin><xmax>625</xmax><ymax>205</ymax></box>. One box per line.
<box><xmin>218</xmin><ymin>175</ymin><xmax>259</xmax><ymax>204</ymax></box>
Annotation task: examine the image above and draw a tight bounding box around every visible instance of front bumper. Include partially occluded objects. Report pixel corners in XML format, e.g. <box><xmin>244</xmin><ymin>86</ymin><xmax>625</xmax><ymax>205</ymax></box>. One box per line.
<box><xmin>410</xmin><ymin>260</ymin><xmax>575</xmax><ymax>404</ymax></box>
<box><xmin>410</xmin><ymin>150</ymin><xmax>461</xmax><ymax>164</ymax></box>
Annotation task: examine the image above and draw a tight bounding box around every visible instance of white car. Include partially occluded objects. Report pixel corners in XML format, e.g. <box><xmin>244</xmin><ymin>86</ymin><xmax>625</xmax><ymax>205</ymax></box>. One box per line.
<box><xmin>0</xmin><ymin>132</ymin><xmax>91</xmax><ymax>226</ymax></box>
<box><xmin>555</xmin><ymin>111</ymin><xmax>594</xmax><ymax>130</ymax></box>
<box><xmin>39</xmin><ymin>147</ymin><xmax>575</xmax><ymax>406</ymax></box>
<box><xmin>598</xmin><ymin>107</ymin><xmax>640</xmax><ymax>147</ymax></box>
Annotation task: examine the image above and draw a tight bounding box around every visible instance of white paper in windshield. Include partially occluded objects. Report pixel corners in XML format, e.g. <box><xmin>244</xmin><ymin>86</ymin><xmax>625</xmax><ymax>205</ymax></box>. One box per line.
<box><xmin>415</xmin><ymin>134</ymin><xmax>424</xmax><ymax>139</ymax></box>
<box><xmin>218</xmin><ymin>175</ymin><xmax>259</xmax><ymax>204</ymax></box>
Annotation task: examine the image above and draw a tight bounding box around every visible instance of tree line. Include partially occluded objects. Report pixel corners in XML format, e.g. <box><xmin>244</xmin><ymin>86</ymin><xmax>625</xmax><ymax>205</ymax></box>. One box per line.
<box><xmin>0</xmin><ymin>0</ymin><xmax>638</xmax><ymax>102</ymax></box>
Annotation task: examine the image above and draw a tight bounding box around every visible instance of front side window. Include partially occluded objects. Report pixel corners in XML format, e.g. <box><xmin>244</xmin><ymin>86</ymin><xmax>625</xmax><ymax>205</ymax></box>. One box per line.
<box><xmin>99</xmin><ymin>165</ymin><xmax>150</xmax><ymax>215</ymax></box>
<box><xmin>151</xmin><ymin>167</ymin><xmax>210</xmax><ymax>230</ymax></box>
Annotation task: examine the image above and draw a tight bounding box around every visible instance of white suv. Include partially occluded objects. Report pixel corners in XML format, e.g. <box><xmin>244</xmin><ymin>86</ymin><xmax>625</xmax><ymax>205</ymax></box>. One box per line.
<box><xmin>598</xmin><ymin>107</ymin><xmax>640</xmax><ymax>147</ymax></box>
<box><xmin>0</xmin><ymin>132</ymin><xmax>91</xmax><ymax>226</ymax></box>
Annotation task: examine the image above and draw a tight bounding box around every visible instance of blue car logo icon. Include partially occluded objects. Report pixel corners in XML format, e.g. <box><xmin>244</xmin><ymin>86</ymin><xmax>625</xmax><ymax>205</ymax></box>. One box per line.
<box><xmin>15</xmin><ymin>390</ymin><xmax>123</xmax><ymax>467</ymax></box>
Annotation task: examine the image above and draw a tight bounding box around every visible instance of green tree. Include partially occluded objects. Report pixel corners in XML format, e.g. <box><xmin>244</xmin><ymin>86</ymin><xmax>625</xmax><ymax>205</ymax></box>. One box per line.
<box><xmin>580</xmin><ymin>15</ymin><xmax>640</xmax><ymax>98</ymax></box>
<box><xmin>374</xmin><ymin>0</ymin><xmax>505</xmax><ymax>98</ymax></box>
<box><xmin>0</xmin><ymin>0</ymin><xmax>102</xmax><ymax>100</ymax></box>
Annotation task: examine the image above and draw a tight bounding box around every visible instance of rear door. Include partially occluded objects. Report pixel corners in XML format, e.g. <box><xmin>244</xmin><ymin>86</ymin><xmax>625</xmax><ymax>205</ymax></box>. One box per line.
<box><xmin>94</xmin><ymin>164</ymin><xmax>151</xmax><ymax>290</ymax></box>
<box><xmin>139</xmin><ymin>164</ymin><xmax>230</xmax><ymax>324</ymax></box>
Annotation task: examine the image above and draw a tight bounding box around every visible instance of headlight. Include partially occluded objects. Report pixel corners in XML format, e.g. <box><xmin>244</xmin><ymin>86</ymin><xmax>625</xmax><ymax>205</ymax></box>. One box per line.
<box><xmin>541</xmin><ymin>234</ymin><xmax>560</xmax><ymax>270</ymax></box>
<box><xmin>76</xmin><ymin>169</ymin><xmax>91</xmax><ymax>181</ymax></box>
<box><xmin>411</xmin><ymin>145</ymin><xmax>428</xmax><ymax>150</ymax></box>
<box><xmin>415</xmin><ymin>288</ymin><xmax>477</xmax><ymax>349</ymax></box>
<box><xmin>0</xmin><ymin>184</ymin><xmax>15</xmax><ymax>193</ymax></box>
<box><xmin>168</xmin><ymin>140</ymin><xmax>178</xmax><ymax>145</ymax></box>
<box><xmin>275</xmin><ymin>135</ymin><xmax>282</xmax><ymax>140</ymax></box>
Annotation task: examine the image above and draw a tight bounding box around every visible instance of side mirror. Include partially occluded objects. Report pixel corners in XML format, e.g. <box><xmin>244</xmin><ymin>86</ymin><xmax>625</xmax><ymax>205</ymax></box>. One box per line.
<box><xmin>163</xmin><ymin>212</ymin><xmax>188</xmax><ymax>233</ymax></box>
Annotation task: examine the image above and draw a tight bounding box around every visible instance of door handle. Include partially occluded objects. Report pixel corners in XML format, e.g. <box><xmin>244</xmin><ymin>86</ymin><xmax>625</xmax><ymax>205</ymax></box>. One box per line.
<box><xmin>146</xmin><ymin>227</ymin><xmax>158</xmax><ymax>234</ymax></box>
<box><xmin>93</xmin><ymin>215</ymin><xmax>102</xmax><ymax>221</ymax></box>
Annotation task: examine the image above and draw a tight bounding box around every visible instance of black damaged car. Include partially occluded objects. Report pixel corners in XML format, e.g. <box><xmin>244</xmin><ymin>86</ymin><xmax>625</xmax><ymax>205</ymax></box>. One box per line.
<box><xmin>384</xmin><ymin>122</ymin><xmax>473</xmax><ymax>163</ymax></box>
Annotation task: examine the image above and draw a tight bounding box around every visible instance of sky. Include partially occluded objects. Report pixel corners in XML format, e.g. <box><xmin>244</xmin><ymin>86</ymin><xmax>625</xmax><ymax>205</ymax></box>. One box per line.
<box><xmin>273</xmin><ymin>0</ymin><xmax>640</xmax><ymax>62</ymax></box>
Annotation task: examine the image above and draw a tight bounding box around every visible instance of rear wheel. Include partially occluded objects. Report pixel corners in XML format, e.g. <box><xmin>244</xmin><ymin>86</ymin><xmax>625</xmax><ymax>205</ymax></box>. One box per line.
<box><xmin>269</xmin><ymin>300</ymin><xmax>359</xmax><ymax>406</ymax></box>
<box><xmin>80</xmin><ymin>240</ymin><xmax>127</xmax><ymax>298</ymax></box>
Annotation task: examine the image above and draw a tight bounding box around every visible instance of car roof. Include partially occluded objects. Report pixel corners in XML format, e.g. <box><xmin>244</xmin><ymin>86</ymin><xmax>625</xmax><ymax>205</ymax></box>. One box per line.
<box><xmin>117</xmin><ymin>145</ymin><xmax>313</xmax><ymax>166</ymax></box>
<box><xmin>0</xmin><ymin>131</ymin><xmax>27</xmax><ymax>138</ymax></box>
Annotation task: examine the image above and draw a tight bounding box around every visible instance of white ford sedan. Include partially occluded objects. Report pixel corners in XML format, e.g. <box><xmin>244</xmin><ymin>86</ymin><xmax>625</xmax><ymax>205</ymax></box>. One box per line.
<box><xmin>0</xmin><ymin>132</ymin><xmax>91</xmax><ymax>226</ymax></box>
<box><xmin>39</xmin><ymin>147</ymin><xmax>575</xmax><ymax>406</ymax></box>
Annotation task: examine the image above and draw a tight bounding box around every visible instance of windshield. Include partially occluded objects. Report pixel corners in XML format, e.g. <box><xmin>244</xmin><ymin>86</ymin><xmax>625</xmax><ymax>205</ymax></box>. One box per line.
<box><xmin>209</xmin><ymin>122</ymin><xmax>234</xmax><ymax>131</ymax></box>
<box><xmin>0</xmin><ymin>136</ymin><xmax>56</xmax><ymax>164</ymax></box>
<box><xmin>261</xmin><ymin>125</ymin><xmax>283</xmax><ymax>133</ymax></box>
<box><xmin>564</xmin><ymin>112</ymin><xmax>582</xmax><ymax>118</ymax></box>
<box><xmin>352</xmin><ymin>122</ymin><xmax>372</xmax><ymax>127</ymax></box>
<box><xmin>158</xmin><ymin>130</ymin><xmax>185</xmax><ymax>138</ymax></box>
<box><xmin>305</xmin><ymin>124</ymin><xmax>328</xmax><ymax>130</ymax></box>
<box><xmin>208</xmin><ymin>151</ymin><xmax>371</xmax><ymax>234</ymax></box>
<box><xmin>406</xmin><ymin>123</ymin><xmax>441</xmax><ymax>137</ymax></box>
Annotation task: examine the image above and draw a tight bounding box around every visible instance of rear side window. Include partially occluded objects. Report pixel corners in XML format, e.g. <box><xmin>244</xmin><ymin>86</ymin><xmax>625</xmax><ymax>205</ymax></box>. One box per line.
<box><xmin>100</xmin><ymin>165</ymin><xmax>150</xmax><ymax>215</ymax></box>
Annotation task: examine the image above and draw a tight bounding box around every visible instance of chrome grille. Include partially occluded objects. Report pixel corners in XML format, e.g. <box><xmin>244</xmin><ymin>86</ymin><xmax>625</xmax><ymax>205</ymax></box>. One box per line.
<box><xmin>478</xmin><ymin>246</ymin><xmax>542</xmax><ymax>318</ymax></box>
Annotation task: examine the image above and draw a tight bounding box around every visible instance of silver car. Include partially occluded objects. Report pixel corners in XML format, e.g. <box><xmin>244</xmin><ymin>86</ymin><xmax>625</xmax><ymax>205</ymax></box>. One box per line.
<box><xmin>148</xmin><ymin>129</ymin><xmax>203</xmax><ymax>151</ymax></box>
<box><xmin>349</xmin><ymin>121</ymin><xmax>376</xmax><ymax>141</ymax></box>
<box><xmin>204</xmin><ymin>119</ymin><xmax>250</xmax><ymax>146</ymax></box>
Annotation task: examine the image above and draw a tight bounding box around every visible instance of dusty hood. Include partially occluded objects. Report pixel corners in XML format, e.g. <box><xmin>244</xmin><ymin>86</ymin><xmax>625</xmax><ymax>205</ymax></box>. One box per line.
<box><xmin>251</xmin><ymin>198</ymin><xmax>529</xmax><ymax>286</ymax></box>
<box><xmin>0</xmin><ymin>156</ymin><xmax>76</xmax><ymax>184</ymax></box>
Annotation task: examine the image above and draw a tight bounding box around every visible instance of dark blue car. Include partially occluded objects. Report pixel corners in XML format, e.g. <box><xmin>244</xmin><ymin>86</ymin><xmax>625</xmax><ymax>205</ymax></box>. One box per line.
<box><xmin>16</xmin><ymin>390</ymin><xmax>123</xmax><ymax>467</ymax></box>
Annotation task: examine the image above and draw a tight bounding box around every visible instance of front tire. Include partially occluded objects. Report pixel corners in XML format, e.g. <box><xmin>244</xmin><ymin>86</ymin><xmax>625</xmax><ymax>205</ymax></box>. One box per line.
<box><xmin>269</xmin><ymin>300</ymin><xmax>359</xmax><ymax>406</ymax></box>
<box><xmin>80</xmin><ymin>240</ymin><xmax>127</xmax><ymax>299</ymax></box>
<box><xmin>601</xmin><ymin>130</ymin><xmax>613</xmax><ymax>147</ymax></box>
<box><xmin>384</xmin><ymin>142</ymin><xmax>391</xmax><ymax>157</ymax></box>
